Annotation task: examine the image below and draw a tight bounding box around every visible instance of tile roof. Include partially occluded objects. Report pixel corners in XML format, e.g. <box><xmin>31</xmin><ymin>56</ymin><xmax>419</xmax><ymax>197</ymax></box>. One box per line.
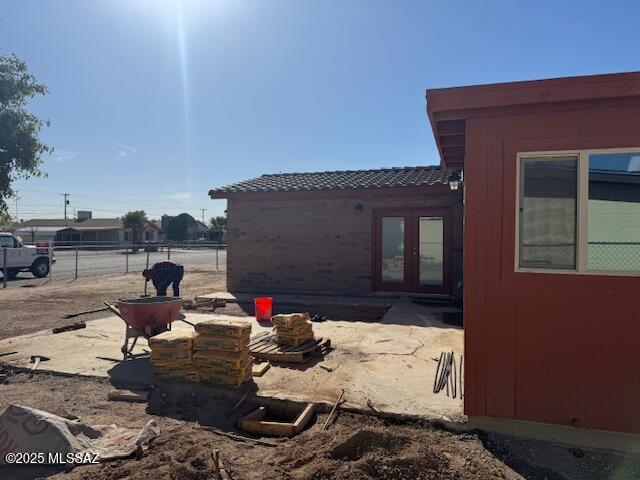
<box><xmin>209</xmin><ymin>166</ymin><xmax>457</xmax><ymax>196</ymax></box>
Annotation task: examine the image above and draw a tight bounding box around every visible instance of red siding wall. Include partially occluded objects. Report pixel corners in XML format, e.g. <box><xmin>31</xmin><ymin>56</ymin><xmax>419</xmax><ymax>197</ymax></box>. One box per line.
<box><xmin>464</xmin><ymin>100</ymin><xmax>640</xmax><ymax>434</ymax></box>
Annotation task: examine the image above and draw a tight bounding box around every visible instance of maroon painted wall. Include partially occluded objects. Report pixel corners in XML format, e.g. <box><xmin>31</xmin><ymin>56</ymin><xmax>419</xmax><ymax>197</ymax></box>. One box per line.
<box><xmin>463</xmin><ymin>99</ymin><xmax>640</xmax><ymax>434</ymax></box>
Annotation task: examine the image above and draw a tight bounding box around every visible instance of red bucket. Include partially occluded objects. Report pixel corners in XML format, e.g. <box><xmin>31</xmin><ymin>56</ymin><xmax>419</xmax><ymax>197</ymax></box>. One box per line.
<box><xmin>254</xmin><ymin>297</ymin><xmax>273</xmax><ymax>322</ymax></box>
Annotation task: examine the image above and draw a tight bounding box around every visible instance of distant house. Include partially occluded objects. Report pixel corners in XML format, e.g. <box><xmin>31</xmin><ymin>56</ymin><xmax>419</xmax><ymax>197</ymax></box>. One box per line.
<box><xmin>9</xmin><ymin>211</ymin><xmax>160</xmax><ymax>246</ymax></box>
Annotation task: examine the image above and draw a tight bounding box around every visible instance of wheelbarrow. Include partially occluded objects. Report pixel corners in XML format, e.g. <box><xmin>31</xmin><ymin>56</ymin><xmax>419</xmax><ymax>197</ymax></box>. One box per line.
<box><xmin>104</xmin><ymin>297</ymin><xmax>184</xmax><ymax>360</ymax></box>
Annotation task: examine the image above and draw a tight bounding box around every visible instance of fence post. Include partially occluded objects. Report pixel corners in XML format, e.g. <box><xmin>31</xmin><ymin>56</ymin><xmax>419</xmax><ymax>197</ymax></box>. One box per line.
<box><xmin>215</xmin><ymin>245</ymin><xmax>219</xmax><ymax>271</ymax></box>
<box><xmin>145</xmin><ymin>249</ymin><xmax>150</xmax><ymax>272</ymax></box>
<box><xmin>125</xmin><ymin>248</ymin><xmax>129</xmax><ymax>274</ymax></box>
<box><xmin>2</xmin><ymin>247</ymin><xmax>7</xmax><ymax>288</ymax></box>
<box><xmin>167</xmin><ymin>245</ymin><xmax>171</xmax><ymax>260</ymax></box>
<box><xmin>75</xmin><ymin>247</ymin><xmax>79</xmax><ymax>280</ymax></box>
<box><xmin>49</xmin><ymin>241</ymin><xmax>53</xmax><ymax>281</ymax></box>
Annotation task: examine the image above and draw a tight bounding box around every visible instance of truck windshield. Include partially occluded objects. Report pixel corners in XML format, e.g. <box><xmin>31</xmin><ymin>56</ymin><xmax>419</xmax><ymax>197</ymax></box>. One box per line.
<box><xmin>0</xmin><ymin>236</ymin><xmax>15</xmax><ymax>248</ymax></box>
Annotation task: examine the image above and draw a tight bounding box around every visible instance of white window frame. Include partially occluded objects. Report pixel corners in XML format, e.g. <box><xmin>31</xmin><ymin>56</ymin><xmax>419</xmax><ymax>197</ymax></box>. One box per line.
<box><xmin>515</xmin><ymin>147</ymin><xmax>640</xmax><ymax>277</ymax></box>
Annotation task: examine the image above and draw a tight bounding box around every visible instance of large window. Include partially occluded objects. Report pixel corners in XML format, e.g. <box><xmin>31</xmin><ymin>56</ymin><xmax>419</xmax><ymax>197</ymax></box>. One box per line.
<box><xmin>517</xmin><ymin>149</ymin><xmax>640</xmax><ymax>275</ymax></box>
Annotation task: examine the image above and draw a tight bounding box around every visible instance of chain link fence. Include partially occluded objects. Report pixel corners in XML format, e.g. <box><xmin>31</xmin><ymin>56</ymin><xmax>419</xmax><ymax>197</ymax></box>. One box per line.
<box><xmin>2</xmin><ymin>242</ymin><xmax>226</xmax><ymax>286</ymax></box>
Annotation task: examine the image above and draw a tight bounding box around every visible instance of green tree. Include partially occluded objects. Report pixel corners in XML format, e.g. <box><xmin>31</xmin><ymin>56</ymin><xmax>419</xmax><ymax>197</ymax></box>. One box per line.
<box><xmin>0</xmin><ymin>211</ymin><xmax>11</xmax><ymax>230</ymax></box>
<box><xmin>122</xmin><ymin>210</ymin><xmax>148</xmax><ymax>251</ymax></box>
<box><xmin>209</xmin><ymin>215</ymin><xmax>227</xmax><ymax>242</ymax></box>
<box><xmin>167</xmin><ymin>213</ymin><xmax>197</xmax><ymax>242</ymax></box>
<box><xmin>0</xmin><ymin>54</ymin><xmax>52</xmax><ymax>213</ymax></box>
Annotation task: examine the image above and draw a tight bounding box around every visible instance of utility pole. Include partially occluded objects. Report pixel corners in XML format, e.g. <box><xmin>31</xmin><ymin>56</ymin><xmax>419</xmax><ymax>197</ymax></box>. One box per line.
<box><xmin>200</xmin><ymin>208</ymin><xmax>207</xmax><ymax>224</ymax></box>
<box><xmin>14</xmin><ymin>196</ymin><xmax>20</xmax><ymax>222</ymax></box>
<box><xmin>60</xmin><ymin>193</ymin><xmax>70</xmax><ymax>225</ymax></box>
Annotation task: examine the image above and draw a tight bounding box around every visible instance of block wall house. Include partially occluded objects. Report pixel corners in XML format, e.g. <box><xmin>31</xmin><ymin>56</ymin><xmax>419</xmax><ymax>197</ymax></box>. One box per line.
<box><xmin>210</xmin><ymin>167</ymin><xmax>463</xmax><ymax>295</ymax></box>
<box><xmin>427</xmin><ymin>71</ymin><xmax>640</xmax><ymax>436</ymax></box>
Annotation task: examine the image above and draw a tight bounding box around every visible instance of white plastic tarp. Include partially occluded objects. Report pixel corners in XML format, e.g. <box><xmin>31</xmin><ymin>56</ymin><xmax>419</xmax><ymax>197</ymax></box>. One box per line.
<box><xmin>0</xmin><ymin>404</ymin><xmax>159</xmax><ymax>464</ymax></box>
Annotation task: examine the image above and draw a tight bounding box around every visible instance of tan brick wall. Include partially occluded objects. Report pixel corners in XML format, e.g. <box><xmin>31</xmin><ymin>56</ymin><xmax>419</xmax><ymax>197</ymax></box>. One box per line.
<box><xmin>227</xmin><ymin>192</ymin><xmax>463</xmax><ymax>294</ymax></box>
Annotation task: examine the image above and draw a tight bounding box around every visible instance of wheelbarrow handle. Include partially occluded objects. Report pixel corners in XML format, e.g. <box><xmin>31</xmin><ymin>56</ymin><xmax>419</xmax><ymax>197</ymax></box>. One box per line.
<box><xmin>104</xmin><ymin>302</ymin><xmax>124</xmax><ymax>320</ymax></box>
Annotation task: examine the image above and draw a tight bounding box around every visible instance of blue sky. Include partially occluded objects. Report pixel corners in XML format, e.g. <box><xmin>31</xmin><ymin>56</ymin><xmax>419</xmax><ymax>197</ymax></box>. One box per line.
<box><xmin>1</xmin><ymin>0</ymin><xmax>639</xmax><ymax>222</ymax></box>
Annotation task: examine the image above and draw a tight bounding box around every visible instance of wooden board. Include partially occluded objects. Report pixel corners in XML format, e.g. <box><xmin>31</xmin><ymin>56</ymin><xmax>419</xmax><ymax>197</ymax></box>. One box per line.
<box><xmin>238</xmin><ymin>403</ymin><xmax>315</xmax><ymax>437</ymax></box>
<box><xmin>249</xmin><ymin>332</ymin><xmax>330</xmax><ymax>364</ymax></box>
<box><xmin>252</xmin><ymin>362</ymin><xmax>271</xmax><ymax>377</ymax></box>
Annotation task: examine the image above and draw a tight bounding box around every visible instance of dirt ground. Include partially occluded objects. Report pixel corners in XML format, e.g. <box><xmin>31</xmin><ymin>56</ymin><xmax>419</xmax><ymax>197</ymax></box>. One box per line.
<box><xmin>0</xmin><ymin>373</ymin><xmax>524</xmax><ymax>480</ymax></box>
<box><xmin>0</xmin><ymin>269</ymin><xmax>227</xmax><ymax>340</ymax></box>
<box><xmin>2</xmin><ymin>275</ymin><xmax>640</xmax><ymax>479</ymax></box>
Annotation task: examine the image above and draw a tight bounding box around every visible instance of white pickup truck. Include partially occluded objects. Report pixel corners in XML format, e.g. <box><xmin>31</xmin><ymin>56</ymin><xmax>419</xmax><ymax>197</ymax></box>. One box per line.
<box><xmin>0</xmin><ymin>232</ymin><xmax>55</xmax><ymax>279</ymax></box>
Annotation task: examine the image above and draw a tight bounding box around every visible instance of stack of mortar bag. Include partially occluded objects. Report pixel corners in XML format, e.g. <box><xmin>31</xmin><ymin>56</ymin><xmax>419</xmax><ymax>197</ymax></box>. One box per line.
<box><xmin>193</xmin><ymin>319</ymin><xmax>253</xmax><ymax>386</ymax></box>
<box><xmin>148</xmin><ymin>330</ymin><xmax>199</xmax><ymax>382</ymax></box>
<box><xmin>272</xmin><ymin>313</ymin><xmax>314</xmax><ymax>347</ymax></box>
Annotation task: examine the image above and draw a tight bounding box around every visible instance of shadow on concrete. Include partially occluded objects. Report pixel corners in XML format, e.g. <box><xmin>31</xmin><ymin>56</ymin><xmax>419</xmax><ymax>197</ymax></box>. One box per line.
<box><xmin>145</xmin><ymin>379</ymin><xmax>315</xmax><ymax>441</ymax></box>
<box><xmin>107</xmin><ymin>356</ymin><xmax>155</xmax><ymax>389</ymax></box>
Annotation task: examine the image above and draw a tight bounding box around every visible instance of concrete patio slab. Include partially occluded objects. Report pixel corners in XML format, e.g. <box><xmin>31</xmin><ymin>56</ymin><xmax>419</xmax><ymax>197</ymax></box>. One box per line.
<box><xmin>0</xmin><ymin>298</ymin><xmax>463</xmax><ymax>421</ymax></box>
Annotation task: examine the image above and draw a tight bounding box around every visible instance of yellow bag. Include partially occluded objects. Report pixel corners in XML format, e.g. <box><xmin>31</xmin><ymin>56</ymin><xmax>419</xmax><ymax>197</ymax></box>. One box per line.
<box><xmin>272</xmin><ymin>313</ymin><xmax>310</xmax><ymax>328</ymax></box>
<box><xmin>156</xmin><ymin>367</ymin><xmax>200</xmax><ymax>382</ymax></box>
<box><xmin>151</xmin><ymin>349</ymin><xmax>192</xmax><ymax>362</ymax></box>
<box><xmin>194</xmin><ymin>334</ymin><xmax>250</xmax><ymax>352</ymax></box>
<box><xmin>195</xmin><ymin>319</ymin><xmax>252</xmax><ymax>338</ymax></box>
<box><xmin>148</xmin><ymin>330</ymin><xmax>196</xmax><ymax>351</ymax></box>
<box><xmin>193</xmin><ymin>350</ymin><xmax>251</xmax><ymax>370</ymax></box>
<box><xmin>275</xmin><ymin>321</ymin><xmax>313</xmax><ymax>336</ymax></box>
<box><xmin>276</xmin><ymin>331</ymin><xmax>314</xmax><ymax>347</ymax></box>
<box><xmin>199</xmin><ymin>362</ymin><xmax>253</xmax><ymax>386</ymax></box>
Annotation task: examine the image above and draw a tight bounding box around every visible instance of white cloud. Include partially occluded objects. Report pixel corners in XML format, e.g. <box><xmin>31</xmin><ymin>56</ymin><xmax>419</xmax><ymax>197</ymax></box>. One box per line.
<box><xmin>110</xmin><ymin>140</ymin><xmax>138</xmax><ymax>159</ymax></box>
<box><xmin>170</xmin><ymin>192</ymin><xmax>192</xmax><ymax>201</ymax></box>
<box><xmin>53</xmin><ymin>150</ymin><xmax>78</xmax><ymax>163</ymax></box>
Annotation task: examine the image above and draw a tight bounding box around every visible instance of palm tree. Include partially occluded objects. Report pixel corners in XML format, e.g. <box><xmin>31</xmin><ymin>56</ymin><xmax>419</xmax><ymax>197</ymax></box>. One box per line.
<box><xmin>122</xmin><ymin>210</ymin><xmax>148</xmax><ymax>252</ymax></box>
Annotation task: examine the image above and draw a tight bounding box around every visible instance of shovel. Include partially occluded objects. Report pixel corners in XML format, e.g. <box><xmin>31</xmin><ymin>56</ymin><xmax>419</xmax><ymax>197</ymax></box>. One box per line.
<box><xmin>29</xmin><ymin>355</ymin><xmax>50</xmax><ymax>378</ymax></box>
<box><xmin>141</xmin><ymin>250</ymin><xmax>151</xmax><ymax>298</ymax></box>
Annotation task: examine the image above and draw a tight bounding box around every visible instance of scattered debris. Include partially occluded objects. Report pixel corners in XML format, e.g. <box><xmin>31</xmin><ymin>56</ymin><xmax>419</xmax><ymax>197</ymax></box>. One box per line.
<box><xmin>310</xmin><ymin>313</ymin><xmax>328</xmax><ymax>322</ymax></box>
<box><xmin>322</xmin><ymin>389</ymin><xmax>345</xmax><ymax>431</ymax></box>
<box><xmin>239</xmin><ymin>403</ymin><xmax>315</xmax><ymax>437</ymax></box>
<box><xmin>183</xmin><ymin>297</ymin><xmax>226</xmax><ymax>311</ymax></box>
<box><xmin>0</xmin><ymin>351</ymin><xmax>18</xmax><ymax>357</ymax></box>
<box><xmin>62</xmin><ymin>306</ymin><xmax>109</xmax><ymax>319</ymax></box>
<box><xmin>107</xmin><ymin>389</ymin><xmax>149</xmax><ymax>403</ymax></box>
<box><xmin>52</xmin><ymin>321</ymin><xmax>86</xmax><ymax>334</ymax></box>
<box><xmin>319</xmin><ymin>364</ymin><xmax>334</xmax><ymax>372</ymax></box>
<box><xmin>212</xmin><ymin>449</ymin><xmax>230</xmax><ymax>480</ymax></box>
<box><xmin>366</xmin><ymin>399</ymin><xmax>379</xmax><ymax>414</ymax></box>
<box><xmin>29</xmin><ymin>354</ymin><xmax>50</xmax><ymax>378</ymax></box>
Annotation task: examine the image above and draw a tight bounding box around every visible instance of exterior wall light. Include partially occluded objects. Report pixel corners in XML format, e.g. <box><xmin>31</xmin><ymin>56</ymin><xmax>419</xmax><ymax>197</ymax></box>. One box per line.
<box><xmin>354</xmin><ymin>204</ymin><xmax>363</xmax><ymax>215</ymax></box>
<box><xmin>449</xmin><ymin>171</ymin><xmax>462</xmax><ymax>191</ymax></box>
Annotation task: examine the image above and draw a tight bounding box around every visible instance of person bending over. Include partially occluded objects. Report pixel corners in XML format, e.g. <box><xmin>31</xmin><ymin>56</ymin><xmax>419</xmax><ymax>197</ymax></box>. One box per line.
<box><xmin>142</xmin><ymin>260</ymin><xmax>184</xmax><ymax>297</ymax></box>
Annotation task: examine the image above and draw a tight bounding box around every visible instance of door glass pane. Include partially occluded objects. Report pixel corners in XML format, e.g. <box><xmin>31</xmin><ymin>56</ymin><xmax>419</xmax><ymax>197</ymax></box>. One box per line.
<box><xmin>381</xmin><ymin>217</ymin><xmax>404</xmax><ymax>283</ymax></box>
<box><xmin>519</xmin><ymin>156</ymin><xmax>577</xmax><ymax>269</ymax></box>
<box><xmin>588</xmin><ymin>152</ymin><xmax>640</xmax><ymax>271</ymax></box>
<box><xmin>419</xmin><ymin>217</ymin><xmax>444</xmax><ymax>286</ymax></box>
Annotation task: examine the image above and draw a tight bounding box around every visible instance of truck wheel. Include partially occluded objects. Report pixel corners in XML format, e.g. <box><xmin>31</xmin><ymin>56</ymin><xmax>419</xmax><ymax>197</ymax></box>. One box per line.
<box><xmin>31</xmin><ymin>258</ymin><xmax>50</xmax><ymax>278</ymax></box>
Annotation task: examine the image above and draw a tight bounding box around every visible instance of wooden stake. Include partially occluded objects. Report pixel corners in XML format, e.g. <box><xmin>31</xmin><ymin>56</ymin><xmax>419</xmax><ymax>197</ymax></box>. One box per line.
<box><xmin>322</xmin><ymin>389</ymin><xmax>345</xmax><ymax>431</ymax></box>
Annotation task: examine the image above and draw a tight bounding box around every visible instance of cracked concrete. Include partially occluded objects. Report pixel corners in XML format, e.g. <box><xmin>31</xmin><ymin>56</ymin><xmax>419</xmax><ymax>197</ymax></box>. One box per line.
<box><xmin>0</xmin><ymin>296</ymin><xmax>463</xmax><ymax>421</ymax></box>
